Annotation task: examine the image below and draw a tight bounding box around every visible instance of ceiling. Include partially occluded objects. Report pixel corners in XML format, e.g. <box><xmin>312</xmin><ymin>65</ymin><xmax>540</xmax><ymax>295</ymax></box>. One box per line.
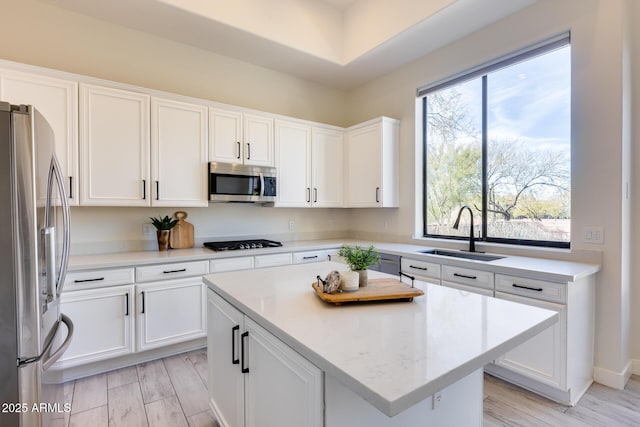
<box><xmin>38</xmin><ymin>0</ymin><xmax>536</xmax><ymax>90</ymax></box>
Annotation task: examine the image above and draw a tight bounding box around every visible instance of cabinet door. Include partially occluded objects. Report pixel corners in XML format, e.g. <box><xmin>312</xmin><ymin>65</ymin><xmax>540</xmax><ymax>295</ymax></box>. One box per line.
<box><xmin>311</xmin><ymin>127</ymin><xmax>343</xmax><ymax>207</ymax></box>
<box><xmin>494</xmin><ymin>291</ymin><xmax>566</xmax><ymax>390</ymax></box>
<box><xmin>151</xmin><ymin>98</ymin><xmax>208</xmax><ymax>206</ymax></box>
<box><xmin>137</xmin><ymin>278</ymin><xmax>206</xmax><ymax>351</ymax></box>
<box><xmin>0</xmin><ymin>71</ymin><xmax>79</xmax><ymax>205</ymax></box>
<box><xmin>275</xmin><ymin>120</ymin><xmax>311</xmax><ymax>207</ymax></box>
<box><xmin>54</xmin><ymin>285</ymin><xmax>134</xmax><ymax>368</ymax></box>
<box><xmin>80</xmin><ymin>84</ymin><xmax>150</xmax><ymax>206</ymax></box>
<box><xmin>244</xmin><ymin>317</ymin><xmax>323</xmax><ymax>427</ymax></box>
<box><xmin>243</xmin><ymin>113</ymin><xmax>274</xmax><ymax>166</ymax></box>
<box><xmin>209</xmin><ymin>108</ymin><xmax>243</xmax><ymax>164</ymax></box>
<box><xmin>346</xmin><ymin>124</ymin><xmax>381</xmax><ymax>207</ymax></box>
<box><xmin>207</xmin><ymin>290</ymin><xmax>246</xmax><ymax>427</ymax></box>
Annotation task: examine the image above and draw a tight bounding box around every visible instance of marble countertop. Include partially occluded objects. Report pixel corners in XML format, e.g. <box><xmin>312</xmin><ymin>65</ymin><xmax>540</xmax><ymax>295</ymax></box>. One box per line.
<box><xmin>69</xmin><ymin>239</ymin><xmax>600</xmax><ymax>283</ymax></box>
<box><xmin>203</xmin><ymin>261</ymin><xmax>559</xmax><ymax>416</ymax></box>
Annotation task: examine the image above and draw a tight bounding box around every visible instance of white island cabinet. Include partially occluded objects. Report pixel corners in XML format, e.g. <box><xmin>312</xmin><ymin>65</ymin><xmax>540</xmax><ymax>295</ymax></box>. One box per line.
<box><xmin>204</xmin><ymin>261</ymin><xmax>558</xmax><ymax>427</ymax></box>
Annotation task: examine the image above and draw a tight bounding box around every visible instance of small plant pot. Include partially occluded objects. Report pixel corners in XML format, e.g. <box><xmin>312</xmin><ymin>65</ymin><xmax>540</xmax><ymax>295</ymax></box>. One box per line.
<box><xmin>340</xmin><ymin>271</ymin><xmax>359</xmax><ymax>292</ymax></box>
<box><xmin>357</xmin><ymin>270</ymin><xmax>368</xmax><ymax>287</ymax></box>
<box><xmin>156</xmin><ymin>230</ymin><xmax>170</xmax><ymax>251</ymax></box>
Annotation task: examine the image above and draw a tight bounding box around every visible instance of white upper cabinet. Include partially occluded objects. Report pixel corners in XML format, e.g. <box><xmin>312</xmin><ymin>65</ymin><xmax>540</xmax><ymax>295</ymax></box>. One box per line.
<box><xmin>209</xmin><ymin>108</ymin><xmax>274</xmax><ymax>166</ymax></box>
<box><xmin>275</xmin><ymin>120</ymin><xmax>312</xmax><ymax>207</ymax></box>
<box><xmin>151</xmin><ymin>97</ymin><xmax>208</xmax><ymax>207</ymax></box>
<box><xmin>0</xmin><ymin>70</ymin><xmax>79</xmax><ymax>205</ymax></box>
<box><xmin>209</xmin><ymin>108</ymin><xmax>243</xmax><ymax>164</ymax></box>
<box><xmin>311</xmin><ymin>127</ymin><xmax>343</xmax><ymax>207</ymax></box>
<box><xmin>345</xmin><ymin>117</ymin><xmax>399</xmax><ymax>207</ymax></box>
<box><xmin>80</xmin><ymin>84</ymin><xmax>150</xmax><ymax>206</ymax></box>
<box><xmin>275</xmin><ymin>120</ymin><xmax>343</xmax><ymax>207</ymax></box>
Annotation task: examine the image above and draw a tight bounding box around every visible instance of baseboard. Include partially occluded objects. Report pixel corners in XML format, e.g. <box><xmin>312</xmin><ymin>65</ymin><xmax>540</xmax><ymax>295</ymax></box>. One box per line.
<box><xmin>593</xmin><ymin>360</ymin><xmax>632</xmax><ymax>390</ymax></box>
<box><xmin>631</xmin><ymin>359</ymin><xmax>640</xmax><ymax>376</ymax></box>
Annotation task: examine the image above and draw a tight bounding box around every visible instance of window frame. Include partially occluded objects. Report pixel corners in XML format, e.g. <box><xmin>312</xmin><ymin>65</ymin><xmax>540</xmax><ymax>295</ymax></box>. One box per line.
<box><xmin>420</xmin><ymin>34</ymin><xmax>571</xmax><ymax>249</ymax></box>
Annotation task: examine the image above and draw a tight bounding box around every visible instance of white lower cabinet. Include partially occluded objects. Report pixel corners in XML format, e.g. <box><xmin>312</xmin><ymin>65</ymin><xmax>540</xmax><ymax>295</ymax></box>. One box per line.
<box><xmin>207</xmin><ymin>289</ymin><xmax>322</xmax><ymax>427</ymax></box>
<box><xmin>136</xmin><ymin>278</ymin><xmax>206</xmax><ymax>351</ymax></box>
<box><xmin>493</xmin><ymin>291</ymin><xmax>566</xmax><ymax>389</ymax></box>
<box><xmin>55</xmin><ymin>285</ymin><xmax>135</xmax><ymax>368</ymax></box>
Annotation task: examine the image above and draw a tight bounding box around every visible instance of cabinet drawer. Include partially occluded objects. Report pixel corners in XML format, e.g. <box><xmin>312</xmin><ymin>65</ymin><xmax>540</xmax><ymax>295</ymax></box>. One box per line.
<box><xmin>136</xmin><ymin>260</ymin><xmax>209</xmax><ymax>282</ymax></box>
<box><xmin>293</xmin><ymin>250</ymin><xmax>330</xmax><ymax>264</ymax></box>
<box><xmin>495</xmin><ymin>274</ymin><xmax>566</xmax><ymax>304</ymax></box>
<box><xmin>441</xmin><ymin>265</ymin><xmax>493</xmax><ymax>290</ymax></box>
<box><xmin>210</xmin><ymin>257</ymin><xmax>254</xmax><ymax>273</ymax></box>
<box><xmin>64</xmin><ymin>268</ymin><xmax>134</xmax><ymax>291</ymax></box>
<box><xmin>401</xmin><ymin>258</ymin><xmax>440</xmax><ymax>280</ymax></box>
<box><xmin>442</xmin><ymin>281</ymin><xmax>493</xmax><ymax>297</ymax></box>
<box><xmin>254</xmin><ymin>252</ymin><xmax>292</xmax><ymax>268</ymax></box>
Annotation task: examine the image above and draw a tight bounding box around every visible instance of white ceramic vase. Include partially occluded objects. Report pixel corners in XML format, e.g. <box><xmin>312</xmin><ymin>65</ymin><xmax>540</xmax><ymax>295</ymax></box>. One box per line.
<box><xmin>340</xmin><ymin>271</ymin><xmax>359</xmax><ymax>292</ymax></box>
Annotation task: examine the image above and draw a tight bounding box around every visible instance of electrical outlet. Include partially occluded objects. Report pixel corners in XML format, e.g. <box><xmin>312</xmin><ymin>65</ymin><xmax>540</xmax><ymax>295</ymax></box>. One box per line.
<box><xmin>432</xmin><ymin>391</ymin><xmax>442</xmax><ymax>409</ymax></box>
<box><xmin>288</xmin><ymin>220</ymin><xmax>295</xmax><ymax>230</ymax></box>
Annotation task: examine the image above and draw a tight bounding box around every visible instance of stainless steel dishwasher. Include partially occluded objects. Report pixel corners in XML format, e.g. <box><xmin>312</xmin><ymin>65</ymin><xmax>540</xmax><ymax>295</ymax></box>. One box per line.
<box><xmin>370</xmin><ymin>252</ymin><xmax>401</xmax><ymax>275</ymax></box>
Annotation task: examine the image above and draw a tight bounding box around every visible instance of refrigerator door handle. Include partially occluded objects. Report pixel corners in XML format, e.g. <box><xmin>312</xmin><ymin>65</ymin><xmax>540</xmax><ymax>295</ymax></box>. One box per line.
<box><xmin>43</xmin><ymin>227</ymin><xmax>56</xmax><ymax>306</ymax></box>
<box><xmin>42</xmin><ymin>314</ymin><xmax>74</xmax><ymax>370</ymax></box>
<box><xmin>45</xmin><ymin>155</ymin><xmax>71</xmax><ymax>297</ymax></box>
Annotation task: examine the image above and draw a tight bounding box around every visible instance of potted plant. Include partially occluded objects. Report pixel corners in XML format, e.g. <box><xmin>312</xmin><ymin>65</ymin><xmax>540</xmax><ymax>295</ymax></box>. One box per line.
<box><xmin>338</xmin><ymin>245</ymin><xmax>380</xmax><ymax>287</ymax></box>
<box><xmin>149</xmin><ymin>215</ymin><xmax>179</xmax><ymax>251</ymax></box>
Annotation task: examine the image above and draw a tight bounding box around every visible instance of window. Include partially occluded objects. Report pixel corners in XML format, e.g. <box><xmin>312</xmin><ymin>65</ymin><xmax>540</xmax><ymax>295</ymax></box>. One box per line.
<box><xmin>419</xmin><ymin>36</ymin><xmax>571</xmax><ymax>248</ymax></box>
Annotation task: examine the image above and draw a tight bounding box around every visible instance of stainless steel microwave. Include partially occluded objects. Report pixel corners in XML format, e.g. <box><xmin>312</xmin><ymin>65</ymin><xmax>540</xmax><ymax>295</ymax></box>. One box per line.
<box><xmin>209</xmin><ymin>162</ymin><xmax>277</xmax><ymax>203</ymax></box>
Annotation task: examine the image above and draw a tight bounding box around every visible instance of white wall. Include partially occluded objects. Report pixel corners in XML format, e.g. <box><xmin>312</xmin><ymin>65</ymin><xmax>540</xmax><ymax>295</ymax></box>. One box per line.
<box><xmin>345</xmin><ymin>0</ymin><xmax>631</xmax><ymax>385</ymax></box>
<box><xmin>0</xmin><ymin>0</ymin><xmax>348</xmax><ymax>126</ymax></box>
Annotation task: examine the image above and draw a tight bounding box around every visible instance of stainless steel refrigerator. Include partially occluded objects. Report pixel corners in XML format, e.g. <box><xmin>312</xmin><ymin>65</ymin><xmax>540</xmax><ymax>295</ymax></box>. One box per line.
<box><xmin>0</xmin><ymin>103</ymin><xmax>74</xmax><ymax>427</ymax></box>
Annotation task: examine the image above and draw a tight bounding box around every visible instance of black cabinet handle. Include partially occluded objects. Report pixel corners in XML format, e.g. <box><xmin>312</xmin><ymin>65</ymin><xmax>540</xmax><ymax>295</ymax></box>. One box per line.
<box><xmin>303</xmin><ymin>255</ymin><xmax>318</xmax><ymax>260</ymax></box>
<box><xmin>313</xmin><ymin>188</ymin><xmax>317</xmax><ymax>203</ymax></box>
<box><xmin>163</xmin><ymin>268</ymin><xmax>187</xmax><ymax>274</ymax></box>
<box><xmin>142</xmin><ymin>179</ymin><xmax>146</xmax><ymax>200</ymax></box>
<box><xmin>241</xmin><ymin>331</ymin><xmax>249</xmax><ymax>373</ymax></box>
<box><xmin>247</xmin><ymin>143</ymin><xmax>251</xmax><ymax>160</ymax></box>
<box><xmin>232</xmin><ymin>325</ymin><xmax>240</xmax><ymax>365</ymax></box>
<box><xmin>306</xmin><ymin>188</ymin><xmax>310</xmax><ymax>203</ymax></box>
<box><xmin>74</xmin><ymin>277</ymin><xmax>105</xmax><ymax>283</ymax></box>
<box><xmin>237</xmin><ymin>141</ymin><xmax>241</xmax><ymax>159</ymax></box>
<box><xmin>409</xmin><ymin>265</ymin><xmax>427</xmax><ymax>271</ymax></box>
<box><xmin>125</xmin><ymin>293</ymin><xmax>129</xmax><ymax>316</ymax></box>
<box><xmin>512</xmin><ymin>283</ymin><xmax>543</xmax><ymax>292</ymax></box>
<box><xmin>155</xmin><ymin>181</ymin><xmax>159</xmax><ymax>201</ymax></box>
<box><xmin>68</xmin><ymin>176</ymin><xmax>73</xmax><ymax>199</ymax></box>
<box><xmin>141</xmin><ymin>291</ymin><xmax>145</xmax><ymax>314</ymax></box>
<box><xmin>454</xmin><ymin>273</ymin><xmax>477</xmax><ymax>280</ymax></box>
<box><xmin>375</xmin><ymin>187</ymin><xmax>380</xmax><ymax>203</ymax></box>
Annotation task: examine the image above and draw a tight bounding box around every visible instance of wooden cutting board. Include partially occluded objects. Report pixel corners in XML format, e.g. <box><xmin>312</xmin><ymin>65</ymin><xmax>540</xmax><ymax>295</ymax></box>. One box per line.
<box><xmin>311</xmin><ymin>278</ymin><xmax>423</xmax><ymax>305</ymax></box>
<box><xmin>169</xmin><ymin>211</ymin><xmax>194</xmax><ymax>249</ymax></box>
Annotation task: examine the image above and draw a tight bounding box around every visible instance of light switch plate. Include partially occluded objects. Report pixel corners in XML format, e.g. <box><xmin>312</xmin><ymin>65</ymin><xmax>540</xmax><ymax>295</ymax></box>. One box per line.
<box><xmin>583</xmin><ymin>226</ymin><xmax>604</xmax><ymax>244</ymax></box>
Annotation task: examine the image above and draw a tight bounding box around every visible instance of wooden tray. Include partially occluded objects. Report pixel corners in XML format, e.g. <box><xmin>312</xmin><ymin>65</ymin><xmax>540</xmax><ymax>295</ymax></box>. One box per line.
<box><xmin>311</xmin><ymin>278</ymin><xmax>424</xmax><ymax>305</ymax></box>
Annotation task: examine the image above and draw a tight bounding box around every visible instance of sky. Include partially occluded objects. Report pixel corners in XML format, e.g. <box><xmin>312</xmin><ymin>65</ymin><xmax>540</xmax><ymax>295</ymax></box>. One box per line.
<box><xmin>444</xmin><ymin>45</ymin><xmax>571</xmax><ymax>153</ymax></box>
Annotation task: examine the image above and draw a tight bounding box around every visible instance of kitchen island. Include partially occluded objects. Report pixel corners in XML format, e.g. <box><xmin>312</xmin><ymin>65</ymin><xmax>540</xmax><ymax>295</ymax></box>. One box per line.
<box><xmin>204</xmin><ymin>261</ymin><xmax>558</xmax><ymax>427</ymax></box>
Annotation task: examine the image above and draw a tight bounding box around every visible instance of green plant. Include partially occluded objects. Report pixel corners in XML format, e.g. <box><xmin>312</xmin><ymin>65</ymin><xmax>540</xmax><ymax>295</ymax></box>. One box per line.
<box><xmin>149</xmin><ymin>215</ymin><xmax>178</xmax><ymax>231</ymax></box>
<box><xmin>338</xmin><ymin>245</ymin><xmax>380</xmax><ymax>271</ymax></box>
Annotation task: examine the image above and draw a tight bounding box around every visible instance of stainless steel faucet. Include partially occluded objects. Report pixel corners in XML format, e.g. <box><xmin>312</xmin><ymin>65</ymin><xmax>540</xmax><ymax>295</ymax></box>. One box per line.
<box><xmin>453</xmin><ymin>205</ymin><xmax>475</xmax><ymax>252</ymax></box>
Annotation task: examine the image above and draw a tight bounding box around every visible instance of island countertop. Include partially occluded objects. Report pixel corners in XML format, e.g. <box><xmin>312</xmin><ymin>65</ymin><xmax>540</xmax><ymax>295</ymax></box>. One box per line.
<box><xmin>203</xmin><ymin>261</ymin><xmax>558</xmax><ymax>416</ymax></box>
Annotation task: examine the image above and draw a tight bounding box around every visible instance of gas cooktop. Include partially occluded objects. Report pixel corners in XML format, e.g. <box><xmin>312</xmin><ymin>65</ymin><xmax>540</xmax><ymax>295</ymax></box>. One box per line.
<box><xmin>203</xmin><ymin>239</ymin><xmax>282</xmax><ymax>251</ymax></box>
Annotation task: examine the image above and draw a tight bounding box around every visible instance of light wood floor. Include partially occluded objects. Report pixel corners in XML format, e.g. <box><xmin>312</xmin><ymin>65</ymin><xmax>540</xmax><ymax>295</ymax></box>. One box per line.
<box><xmin>50</xmin><ymin>349</ymin><xmax>218</xmax><ymax>427</ymax></box>
<box><xmin>484</xmin><ymin>373</ymin><xmax>640</xmax><ymax>426</ymax></box>
<box><xmin>52</xmin><ymin>349</ymin><xmax>640</xmax><ymax>427</ymax></box>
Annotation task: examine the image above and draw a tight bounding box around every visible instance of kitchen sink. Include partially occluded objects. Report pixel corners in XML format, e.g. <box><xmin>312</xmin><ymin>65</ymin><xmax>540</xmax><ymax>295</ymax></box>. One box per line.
<box><xmin>419</xmin><ymin>249</ymin><xmax>505</xmax><ymax>262</ymax></box>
